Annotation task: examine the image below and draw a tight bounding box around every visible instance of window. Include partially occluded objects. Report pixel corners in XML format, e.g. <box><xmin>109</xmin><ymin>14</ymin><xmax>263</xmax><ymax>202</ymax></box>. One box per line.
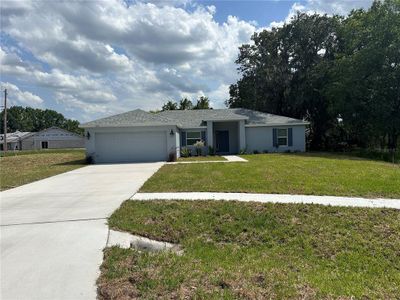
<box><xmin>41</xmin><ymin>141</ymin><xmax>48</xmax><ymax>149</ymax></box>
<box><xmin>277</xmin><ymin>128</ymin><xmax>288</xmax><ymax>146</ymax></box>
<box><xmin>186</xmin><ymin>131</ymin><xmax>202</xmax><ymax>146</ymax></box>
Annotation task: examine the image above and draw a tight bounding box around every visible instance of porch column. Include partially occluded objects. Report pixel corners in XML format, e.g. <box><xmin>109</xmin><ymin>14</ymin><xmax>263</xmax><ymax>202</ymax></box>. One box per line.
<box><xmin>239</xmin><ymin>120</ymin><xmax>246</xmax><ymax>151</ymax></box>
<box><xmin>207</xmin><ymin>121</ymin><xmax>213</xmax><ymax>148</ymax></box>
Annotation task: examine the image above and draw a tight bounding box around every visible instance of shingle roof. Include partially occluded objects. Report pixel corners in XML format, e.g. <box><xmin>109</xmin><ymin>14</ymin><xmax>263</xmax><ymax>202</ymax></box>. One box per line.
<box><xmin>0</xmin><ymin>131</ymin><xmax>32</xmax><ymax>143</ymax></box>
<box><xmin>80</xmin><ymin>109</ymin><xmax>176</xmax><ymax>128</ymax></box>
<box><xmin>158</xmin><ymin>108</ymin><xmax>308</xmax><ymax>128</ymax></box>
<box><xmin>157</xmin><ymin>109</ymin><xmax>248</xmax><ymax>128</ymax></box>
<box><xmin>81</xmin><ymin>108</ymin><xmax>308</xmax><ymax>128</ymax></box>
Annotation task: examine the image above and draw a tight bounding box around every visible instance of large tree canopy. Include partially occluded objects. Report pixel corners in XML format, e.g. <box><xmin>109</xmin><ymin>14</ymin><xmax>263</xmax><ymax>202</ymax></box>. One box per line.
<box><xmin>0</xmin><ymin>106</ymin><xmax>83</xmax><ymax>135</ymax></box>
<box><xmin>228</xmin><ymin>0</ymin><xmax>399</xmax><ymax>152</ymax></box>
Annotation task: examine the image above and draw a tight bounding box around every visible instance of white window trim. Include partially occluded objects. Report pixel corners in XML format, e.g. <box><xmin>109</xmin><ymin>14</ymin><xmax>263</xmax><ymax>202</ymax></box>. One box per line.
<box><xmin>186</xmin><ymin>131</ymin><xmax>202</xmax><ymax>146</ymax></box>
<box><xmin>277</xmin><ymin>128</ymin><xmax>288</xmax><ymax>147</ymax></box>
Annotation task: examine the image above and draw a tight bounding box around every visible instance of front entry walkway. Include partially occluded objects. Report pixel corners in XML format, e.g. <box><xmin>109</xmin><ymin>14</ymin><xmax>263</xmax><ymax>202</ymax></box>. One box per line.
<box><xmin>0</xmin><ymin>162</ymin><xmax>164</xmax><ymax>300</ymax></box>
<box><xmin>131</xmin><ymin>192</ymin><xmax>400</xmax><ymax>209</ymax></box>
<box><xmin>223</xmin><ymin>155</ymin><xmax>248</xmax><ymax>162</ymax></box>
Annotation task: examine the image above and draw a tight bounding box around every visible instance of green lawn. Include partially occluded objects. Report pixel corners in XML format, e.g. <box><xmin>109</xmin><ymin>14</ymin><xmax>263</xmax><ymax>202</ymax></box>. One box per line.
<box><xmin>141</xmin><ymin>153</ymin><xmax>400</xmax><ymax>198</ymax></box>
<box><xmin>99</xmin><ymin>200</ymin><xmax>400</xmax><ymax>299</ymax></box>
<box><xmin>0</xmin><ymin>149</ymin><xmax>86</xmax><ymax>190</ymax></box>
<box><xmin>177</xmin><ymin>155</ymin><xmax>226</xmax><ymax>162</ymax></box>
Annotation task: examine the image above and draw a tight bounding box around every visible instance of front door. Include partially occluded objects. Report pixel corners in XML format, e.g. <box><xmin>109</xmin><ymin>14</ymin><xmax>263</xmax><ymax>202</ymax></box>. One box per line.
<box><xmin>216</xmin><ymin>130</ymin><xmax>229</xmax><ymax>153</ymax></box>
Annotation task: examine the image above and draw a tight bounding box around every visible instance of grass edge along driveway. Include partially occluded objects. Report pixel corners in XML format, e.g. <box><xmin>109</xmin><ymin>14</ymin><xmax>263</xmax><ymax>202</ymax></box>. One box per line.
<box><xmin>140</xmin><ymin>153</ymin><xmax>400</xmax><ymax>198</ymax></box>
<box><xmin>99</xmin><ymin>200</ymin><xmax>400</xmax><ymax>299</ymax></box>
<box><xmin>0</xmin><ymin>149</ymin><xmax>86</xmax><ymax>191</ymax></box>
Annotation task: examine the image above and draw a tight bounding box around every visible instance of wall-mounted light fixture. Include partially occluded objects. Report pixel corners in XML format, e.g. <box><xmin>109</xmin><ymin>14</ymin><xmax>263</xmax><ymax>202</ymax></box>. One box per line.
<box><xmin>86</xmin><ymin>132</ymin><xmax>91</xmax><ymax>140</ymax></box>
<box><xmin>169</xmin><ymin>129</ymin><xmax>174</xmax><ymax>136</ymax></box>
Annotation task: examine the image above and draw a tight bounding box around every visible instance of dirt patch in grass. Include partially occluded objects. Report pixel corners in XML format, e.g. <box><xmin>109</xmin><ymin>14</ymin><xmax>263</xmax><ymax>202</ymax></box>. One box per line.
<box><xmin>0</xmin><ymin>150</ymin><xmax>86</xmax><ymax>190</ymax></box>
<box><xmin>99</xmin><ymin>200</ymin><xmax>400</xmax><ymax>299</ymax></box>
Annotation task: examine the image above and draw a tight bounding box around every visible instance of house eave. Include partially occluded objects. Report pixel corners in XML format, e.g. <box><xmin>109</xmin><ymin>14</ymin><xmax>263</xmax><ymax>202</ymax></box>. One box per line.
<box><xmin>80</xmin><ymin>123</ymin><xmax>179</xmax><ymax>129</ymax></box>
<box><xmin>245</xmin><ymin>122</ymin><xmax>310</xmax><ymax>127</ymax></box>
<box><xmin>203</xmin><ymin>117</ymin><xmax>248</xmax><ymax>122</ymax></box>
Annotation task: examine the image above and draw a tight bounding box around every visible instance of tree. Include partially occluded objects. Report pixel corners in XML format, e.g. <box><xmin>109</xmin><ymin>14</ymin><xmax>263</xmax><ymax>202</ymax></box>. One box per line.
<box><xmin>179</xmin><ymin>98</ymin><xmax>193</xmax><ymax>110</ymax></box>
<box><xmin>161</xmin><ymin>100</ymin><xmax>178</xmax><ymax>111</ymax></box>
<box><xmin>227</xmin><ymin>13</ymin><xmax>341</xmax><ymax>149</ymax></box>
<box><xmin>193</xmin><ymin>96</ymin><xmax>211</xmax><ymax>109</ymax></box>
<box><xmin>326</xmin><ymin>0</ymin><xmax>400</xmax><ymax>155</ymax></box>
<box><xmin>0</xmin><ymin>106</ymin><xmax>83</xmax><ymax>134</ymax></box>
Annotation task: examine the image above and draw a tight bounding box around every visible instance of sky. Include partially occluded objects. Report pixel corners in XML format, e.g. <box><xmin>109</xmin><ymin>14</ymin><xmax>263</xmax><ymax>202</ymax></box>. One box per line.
<box><xmin>0</xmin><ymin>0</ymin><xmax>373</xmax><ymax>122</ymax></box>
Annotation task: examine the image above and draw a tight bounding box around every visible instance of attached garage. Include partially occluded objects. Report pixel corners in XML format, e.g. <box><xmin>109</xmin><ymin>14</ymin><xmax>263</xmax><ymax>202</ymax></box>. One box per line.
<box><xmin>81</xmin><ymin>109</ymin><xmax>179</xmax><ymax>163</ymax></box>
<box><xmin>94</xmin><ymin>131</ymin><xmax>167</xmax><ymax>163</ymax></box>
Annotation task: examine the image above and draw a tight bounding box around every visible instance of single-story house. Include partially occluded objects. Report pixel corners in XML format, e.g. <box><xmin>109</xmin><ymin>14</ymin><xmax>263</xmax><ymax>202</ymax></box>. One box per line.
<box><xmin>0</xmin><ymin>127</ymin><xmax>84</xmax><ymax>151</ymax></box>
<box><xmin>81</xmin><ymin>108</ymin><xmax>309</xmax><ymax>163</ymax></box>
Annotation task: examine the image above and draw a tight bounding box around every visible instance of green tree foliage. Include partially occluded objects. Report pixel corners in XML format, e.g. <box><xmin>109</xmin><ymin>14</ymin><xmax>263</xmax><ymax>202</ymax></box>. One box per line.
<box><xmin>179</xmin><ymin>98</ymin><xmax>193</xmax><ymax>110</ymax></box>
<box><xmin>326</xmin><ymin>0</ymin><xmax>400</xmax><ymax>152</ymax></box>
<box><xmin>162</xmin><ymin>96</ymin><xmax>212</xmax><ymax>110</ymax></box>
<box><xmin>0</xmin><ymin>106</ymin><xmax>83</xmax><ymax>135</ymax></box>
<box><xmin>227</xmin><ymin>13</ymin><xmax>341</xmax><ymax>149</ymax></box>
<box><xmin>228</xmin><ymin>0</ymin><xmax>399</xmax><ymax>152</ymax></box>
<box><xmin>162</xmin><ymin>100</ymin><xmax>178</xmax><ymax>111</ymax></box>
<box><xmin>193</xmin><ymin>96</ymin><xmax>211</xmax><ymax>109</ymax></box>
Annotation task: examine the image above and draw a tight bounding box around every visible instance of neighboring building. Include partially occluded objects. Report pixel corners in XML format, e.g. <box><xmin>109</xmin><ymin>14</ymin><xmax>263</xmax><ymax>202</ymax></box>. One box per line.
<box><xmin>0</xmin><ymin>131</ymin><xmax>32</xmax><ymax>151</ymax></box>
<box><xmin>0</xmin><ymin>127</ymin><xmax>84</xmax><ymax>151</ymax></box>
<box><xmin>81</xmin><ymin>108</ymin><xmax>309</xmax><ymax>163</ymax></box>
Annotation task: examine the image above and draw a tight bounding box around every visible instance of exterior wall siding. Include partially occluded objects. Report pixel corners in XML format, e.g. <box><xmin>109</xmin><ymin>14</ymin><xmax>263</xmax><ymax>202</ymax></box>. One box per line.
<box><xmin>245</xmin><ymin>125</ymin><xmax>306</xmax><ymax>153</ymax></box>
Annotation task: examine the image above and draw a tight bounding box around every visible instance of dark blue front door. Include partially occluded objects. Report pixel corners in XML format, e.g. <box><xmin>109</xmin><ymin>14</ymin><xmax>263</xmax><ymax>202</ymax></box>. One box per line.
<box><xmin>216</xmin><ymin>130</ymin><xmax>229</xmax><ymax>153</ymax></box>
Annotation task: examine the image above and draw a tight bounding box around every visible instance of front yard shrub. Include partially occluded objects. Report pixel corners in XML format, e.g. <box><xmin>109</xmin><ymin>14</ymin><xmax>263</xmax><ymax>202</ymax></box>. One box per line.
<box><xmin>208</xmin><ymin>146</ymin><xmax>215</xmax><ymax>156</ymax></box>
<box><xmin>85</xmin><ymin>154</ymin><xmax>94</xmax><ymax>164</ymax></box>
<box><xmin>168</xmin><ymin>151</ymin><xmax>177</xmax><ymax>162</ymax></box>
<box><xmin>194</xmin><ymin>140</ymin><xmax>205</xmax><ymax>156</ymax></box>
<box><xmin>180</xmin><ymin>147</ymin><xmax>190</xmax><ymax>158</ymax></box>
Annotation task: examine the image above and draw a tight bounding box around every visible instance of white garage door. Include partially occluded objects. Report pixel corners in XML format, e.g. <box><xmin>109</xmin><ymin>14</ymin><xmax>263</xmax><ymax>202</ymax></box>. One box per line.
<box><xmin>95</xmin><ymin>131</ymin><xmax>167</xmax><ymax>163</ymax></box>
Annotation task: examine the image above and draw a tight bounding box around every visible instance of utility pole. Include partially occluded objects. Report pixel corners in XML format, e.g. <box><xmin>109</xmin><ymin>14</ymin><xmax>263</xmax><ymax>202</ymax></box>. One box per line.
<box><xmin>3</xmin><ymin>89</ymin><xmax>7</xmax><ymax>154</ymax></box>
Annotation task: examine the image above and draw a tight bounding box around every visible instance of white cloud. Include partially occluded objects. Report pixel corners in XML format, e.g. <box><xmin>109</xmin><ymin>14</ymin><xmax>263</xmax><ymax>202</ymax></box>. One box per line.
<box><xmin>302</xmin><ymin>0</ymin><xmax>373</xmax><ymax>15</ymax></box>
<box><xmin>0</xmin><ymin>0</ymin><xmax>256</xmax><ymax>119</ymax></box>
<box><xmin>266</xmin><ymin>0</ymin><xmax>373</xmax><ymax>30</ymax></box>
<box><xmin>0</xmin><ymin>82</ymin><xmax>44</xmax><ymax>107</ymax></box>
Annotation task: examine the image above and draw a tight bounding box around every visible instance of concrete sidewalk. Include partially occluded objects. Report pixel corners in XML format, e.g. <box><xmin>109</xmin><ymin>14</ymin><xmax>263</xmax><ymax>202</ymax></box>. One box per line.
<box><xmin>131</xmin><ymin>192</ymin><xmax>400</xmax><ymax>209</ymax></box>
<box><xmin>1</xmin><ymin>162</ymin><xmax>164</xmax><ymax>300</ymax></box>
<box><xmin>167</xmin><ymin>155</ymin><xmax>248</xmax><ymax>164</ymax></box>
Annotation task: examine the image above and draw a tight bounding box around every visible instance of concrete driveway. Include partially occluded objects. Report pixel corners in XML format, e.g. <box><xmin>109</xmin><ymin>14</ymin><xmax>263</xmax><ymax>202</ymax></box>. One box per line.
<box><xmin>0</xmin><ymin>162</ymin><xmax>163</xmax><ymax>300</ymax></box>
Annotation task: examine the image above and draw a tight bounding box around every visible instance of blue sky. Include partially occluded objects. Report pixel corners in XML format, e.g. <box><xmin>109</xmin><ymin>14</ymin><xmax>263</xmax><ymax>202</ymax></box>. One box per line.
<box><xmin>196</xmin><ymin>0</ymin><xmax>299</xmax><ymax>26</ymax></box>
<box><xmin>0</xmin><ymin>0</ymin><xmax>372</xmax><ymax>122</ymax></box>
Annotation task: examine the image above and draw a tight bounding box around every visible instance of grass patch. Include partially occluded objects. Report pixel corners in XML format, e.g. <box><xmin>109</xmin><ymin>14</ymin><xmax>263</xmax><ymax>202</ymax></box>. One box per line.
<box><xmin>141</xmin><ymin>153</ymin><xmax>400</xmax><ymax>198</ymax></box>
<box><xmin>177</xmin><ymin>156</ymin><xmax>226</xmax><ymax>162</ymax></box>
<box><xmin>0</xmin><ymin>149</ymin><xmax>86</xmax><ymax>190</ymax></box>
<box><xmin>0</xmin><ymin>148</ymin><xmax>84</xmax><ymax>157</ymax></box>
<box><xmin>99</xmin><ymin>200</ymin><xmax>400</xmax><ymax>299</ymax></box>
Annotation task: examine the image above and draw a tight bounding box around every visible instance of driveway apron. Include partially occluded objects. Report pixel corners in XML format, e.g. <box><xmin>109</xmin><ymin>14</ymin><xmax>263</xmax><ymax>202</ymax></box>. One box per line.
<box><xmin>1</xmin><ymin>162</ymin><xmax>163</xmax><ymax>300</ymax></box>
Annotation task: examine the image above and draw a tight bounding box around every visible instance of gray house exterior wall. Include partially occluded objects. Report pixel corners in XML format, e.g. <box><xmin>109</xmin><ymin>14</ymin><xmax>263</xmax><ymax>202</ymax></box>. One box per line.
<box><xmin>245</xmin><ymin>125</ymin><xmax>306</xmax><ymax>153</ymax></box>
